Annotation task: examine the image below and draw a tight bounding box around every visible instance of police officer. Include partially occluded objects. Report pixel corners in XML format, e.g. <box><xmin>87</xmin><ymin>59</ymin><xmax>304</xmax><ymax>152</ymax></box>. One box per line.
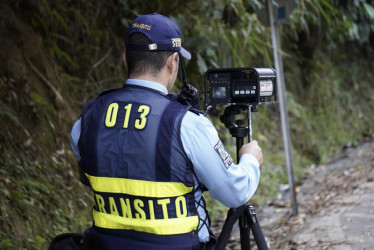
<box><xmin>70</xmin><ymin>13</ymin><xmax>263</xmax><ymax>250</ymax></box>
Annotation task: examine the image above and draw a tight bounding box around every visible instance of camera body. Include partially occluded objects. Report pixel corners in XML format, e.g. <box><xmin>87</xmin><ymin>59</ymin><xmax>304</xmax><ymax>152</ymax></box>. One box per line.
<box><xmin>204</xmin><ymin>67</ymin><xmax>277</xmax><ymax>106</ymax></box>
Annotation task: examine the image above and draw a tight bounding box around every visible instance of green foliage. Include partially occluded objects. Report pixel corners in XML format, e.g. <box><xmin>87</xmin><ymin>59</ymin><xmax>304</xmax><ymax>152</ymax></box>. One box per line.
<box><xmin>0</xmin><ymin>145</ymin><xmax>92</xmax><ymax>249</ymax></box>
<box><xmin>0</xmin><ymin>239</ymin><xmax>15</xmax><ymax>250</ymax></box>
<box><xmin>0</xmin><ymin>100</ymin><xmax>22</xmax><ymax>128</ymax></box>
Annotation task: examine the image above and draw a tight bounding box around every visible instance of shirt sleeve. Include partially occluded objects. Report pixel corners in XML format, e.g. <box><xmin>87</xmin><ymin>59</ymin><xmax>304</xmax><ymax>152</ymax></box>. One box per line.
<box><xmin>70</xmin><ymin>118</ymin><xmax>82</xmax><ymax>161</ymax></box>
<box><xmin>180</xmin><ymin>111</ymin><xmax>260</xmax><ymax>208</ymax></box>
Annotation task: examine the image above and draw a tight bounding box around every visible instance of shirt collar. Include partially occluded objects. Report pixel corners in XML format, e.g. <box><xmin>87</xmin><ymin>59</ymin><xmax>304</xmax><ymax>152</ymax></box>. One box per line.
<box><xmin>125</xmin><ymin>79</ymin><xmax>168</xmax><ymax>95</ymax></box>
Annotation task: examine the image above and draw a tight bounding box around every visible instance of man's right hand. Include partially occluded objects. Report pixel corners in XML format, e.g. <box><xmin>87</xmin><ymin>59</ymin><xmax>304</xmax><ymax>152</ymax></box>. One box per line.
<box><xmin>239</xmin><ymin>140</ymin><xmax>263</xmax><ymax>166</ymax></box>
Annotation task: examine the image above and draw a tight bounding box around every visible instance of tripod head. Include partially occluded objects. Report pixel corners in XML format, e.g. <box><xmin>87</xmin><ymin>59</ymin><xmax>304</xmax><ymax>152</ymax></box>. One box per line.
<box><xmin>220</xmin><ymin>104</ymin><xmax>258</xmax><ymax>138</ymax></box>
<box><xmin>220</xmin><ymin>105</ymin><xmax>248</xmax><ymax>137</ymax></box>
<box><xmin>219</xmin><ymin>104</ymin><xmax>258</xmax><ymax>160</ymax></box>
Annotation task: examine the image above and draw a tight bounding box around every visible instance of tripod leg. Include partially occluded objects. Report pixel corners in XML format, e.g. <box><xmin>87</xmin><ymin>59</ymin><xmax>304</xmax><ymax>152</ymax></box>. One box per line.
<box><xmin>239</xmin><ymin>214</ymin><xmax>251</xmax><ymax>250</ymax></box>
<box><xmin>216</xmin><ymin>206</ymin><xmax>247</xmax><ymax>250</ymax></box>
<box><xmin>247</xmin><ymin>206</ymin><xmax>269</xmax><ymax>250</ymax></box>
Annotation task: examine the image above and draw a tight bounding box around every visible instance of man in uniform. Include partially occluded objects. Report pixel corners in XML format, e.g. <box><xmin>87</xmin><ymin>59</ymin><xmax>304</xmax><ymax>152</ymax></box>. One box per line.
<box><xmin>70</xmin><ymin>13</ymin><xmax>263</xmax><ymax>250</ymax></box>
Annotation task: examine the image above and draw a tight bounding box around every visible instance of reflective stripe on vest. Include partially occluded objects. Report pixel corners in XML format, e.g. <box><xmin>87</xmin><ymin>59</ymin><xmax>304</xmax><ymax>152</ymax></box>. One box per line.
<box><xmin>86</xmin><ymin>173</ymin><xmax>199</xmax><ymax>235</ymax></box>
<box><xmin>92</xmin><ymin>210</ymin><xmax>199</xmax><ymax>235</ymax></box>
<box><xmin>86</xmin><ymin>173</ymin><xmax>193</xmax><ymax>197</ymax></box>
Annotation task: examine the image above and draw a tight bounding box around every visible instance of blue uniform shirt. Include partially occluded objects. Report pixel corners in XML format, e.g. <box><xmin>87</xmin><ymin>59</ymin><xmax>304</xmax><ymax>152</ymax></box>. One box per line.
<box><xmin>71</xmin><ymin>79</ymin><xmax>260</xmax><ymax>242</ymax></box>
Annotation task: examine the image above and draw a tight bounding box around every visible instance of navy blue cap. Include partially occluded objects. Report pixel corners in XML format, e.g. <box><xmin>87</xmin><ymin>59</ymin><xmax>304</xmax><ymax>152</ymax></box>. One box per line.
<box><xmin>126</xmin><ymin>13</ymin><xmax>191</xmax><ymax>60</ymax></box>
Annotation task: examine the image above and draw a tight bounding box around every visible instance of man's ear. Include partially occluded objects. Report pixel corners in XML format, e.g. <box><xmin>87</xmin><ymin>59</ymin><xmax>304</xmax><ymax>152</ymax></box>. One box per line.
<box><xmin>166</xmin><ymin>52</ymin><xmax>179</xmax><ymax>74</ymax></box>
<box><xmin>122</xmin><ymin>50</ymin><xmax>128</xmax><ymax>69</ymax></box>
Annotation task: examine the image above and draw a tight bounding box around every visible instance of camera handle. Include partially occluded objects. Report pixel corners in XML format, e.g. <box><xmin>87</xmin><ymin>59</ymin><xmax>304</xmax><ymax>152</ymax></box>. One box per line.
<box><xmin>216</xmin><ymin>105</ymin><xmax>268</xmax><ymax>250</ymax></box>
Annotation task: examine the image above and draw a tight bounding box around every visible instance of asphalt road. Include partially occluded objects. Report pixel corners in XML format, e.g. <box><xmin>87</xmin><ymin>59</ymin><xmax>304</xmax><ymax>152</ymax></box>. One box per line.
<box><xmin>261</xmin><ymin>138</ymin><xmax>374</xmax><ymax>250</ymax></box>
<box><xmin>217</xmin><ymin>137</ymin><xmax>374</xmax><ymax>250</ymax></box>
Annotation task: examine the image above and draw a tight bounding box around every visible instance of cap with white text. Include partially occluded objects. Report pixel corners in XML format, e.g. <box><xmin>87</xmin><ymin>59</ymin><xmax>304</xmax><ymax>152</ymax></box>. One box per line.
<box><xmin>126</xmin><ymin>13</ymin><xmax>191</xmax><ymax>60</ymax></box>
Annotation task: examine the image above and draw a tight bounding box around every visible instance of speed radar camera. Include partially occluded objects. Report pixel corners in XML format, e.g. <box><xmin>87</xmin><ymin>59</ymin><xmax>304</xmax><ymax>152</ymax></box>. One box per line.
<box><xmin>204</xmin><ymin>67</ymin><xmax>277</xmax><ymax>107</ymax></box>
<box><xmin>203</xmin><ymin>67</ymin><xmax>277</xmax><ymax>250</ymax></box>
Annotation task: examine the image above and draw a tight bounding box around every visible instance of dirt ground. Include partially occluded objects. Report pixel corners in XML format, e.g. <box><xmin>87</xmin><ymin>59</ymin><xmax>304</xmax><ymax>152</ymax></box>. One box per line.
<box><xmin>213</xmin><ymin>135</ymin><xmax>374</xmax><ymax>249</ymax></box>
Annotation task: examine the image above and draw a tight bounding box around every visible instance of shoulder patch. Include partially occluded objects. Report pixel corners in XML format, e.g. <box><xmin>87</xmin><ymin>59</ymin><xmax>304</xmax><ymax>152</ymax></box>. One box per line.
<box><xmin>214</xmin><ymin>140</ymin><xmax>233</xmax><ymax>169</ymax></box>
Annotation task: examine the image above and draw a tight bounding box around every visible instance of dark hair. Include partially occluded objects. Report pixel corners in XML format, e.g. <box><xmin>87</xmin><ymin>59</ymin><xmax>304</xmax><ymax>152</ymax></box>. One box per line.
<box><xmin>126</xmin><ymin>33</ymin><xmax>175</xmax><ymax>77</ymax></box>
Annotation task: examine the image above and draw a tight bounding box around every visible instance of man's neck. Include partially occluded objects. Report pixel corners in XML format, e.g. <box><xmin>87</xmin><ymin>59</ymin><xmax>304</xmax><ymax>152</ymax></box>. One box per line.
<box><xmin>129</xmin><ymin>73</ymin><xmax>168</xmax><ymax>91</ymax></box>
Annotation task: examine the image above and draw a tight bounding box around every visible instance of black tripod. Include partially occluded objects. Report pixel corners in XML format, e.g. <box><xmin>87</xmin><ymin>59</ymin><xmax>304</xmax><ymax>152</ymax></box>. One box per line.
<box><xmin>215</xmin><ymin>105</ymin><xmax>268</xmax><ymax>250</ymax></box>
